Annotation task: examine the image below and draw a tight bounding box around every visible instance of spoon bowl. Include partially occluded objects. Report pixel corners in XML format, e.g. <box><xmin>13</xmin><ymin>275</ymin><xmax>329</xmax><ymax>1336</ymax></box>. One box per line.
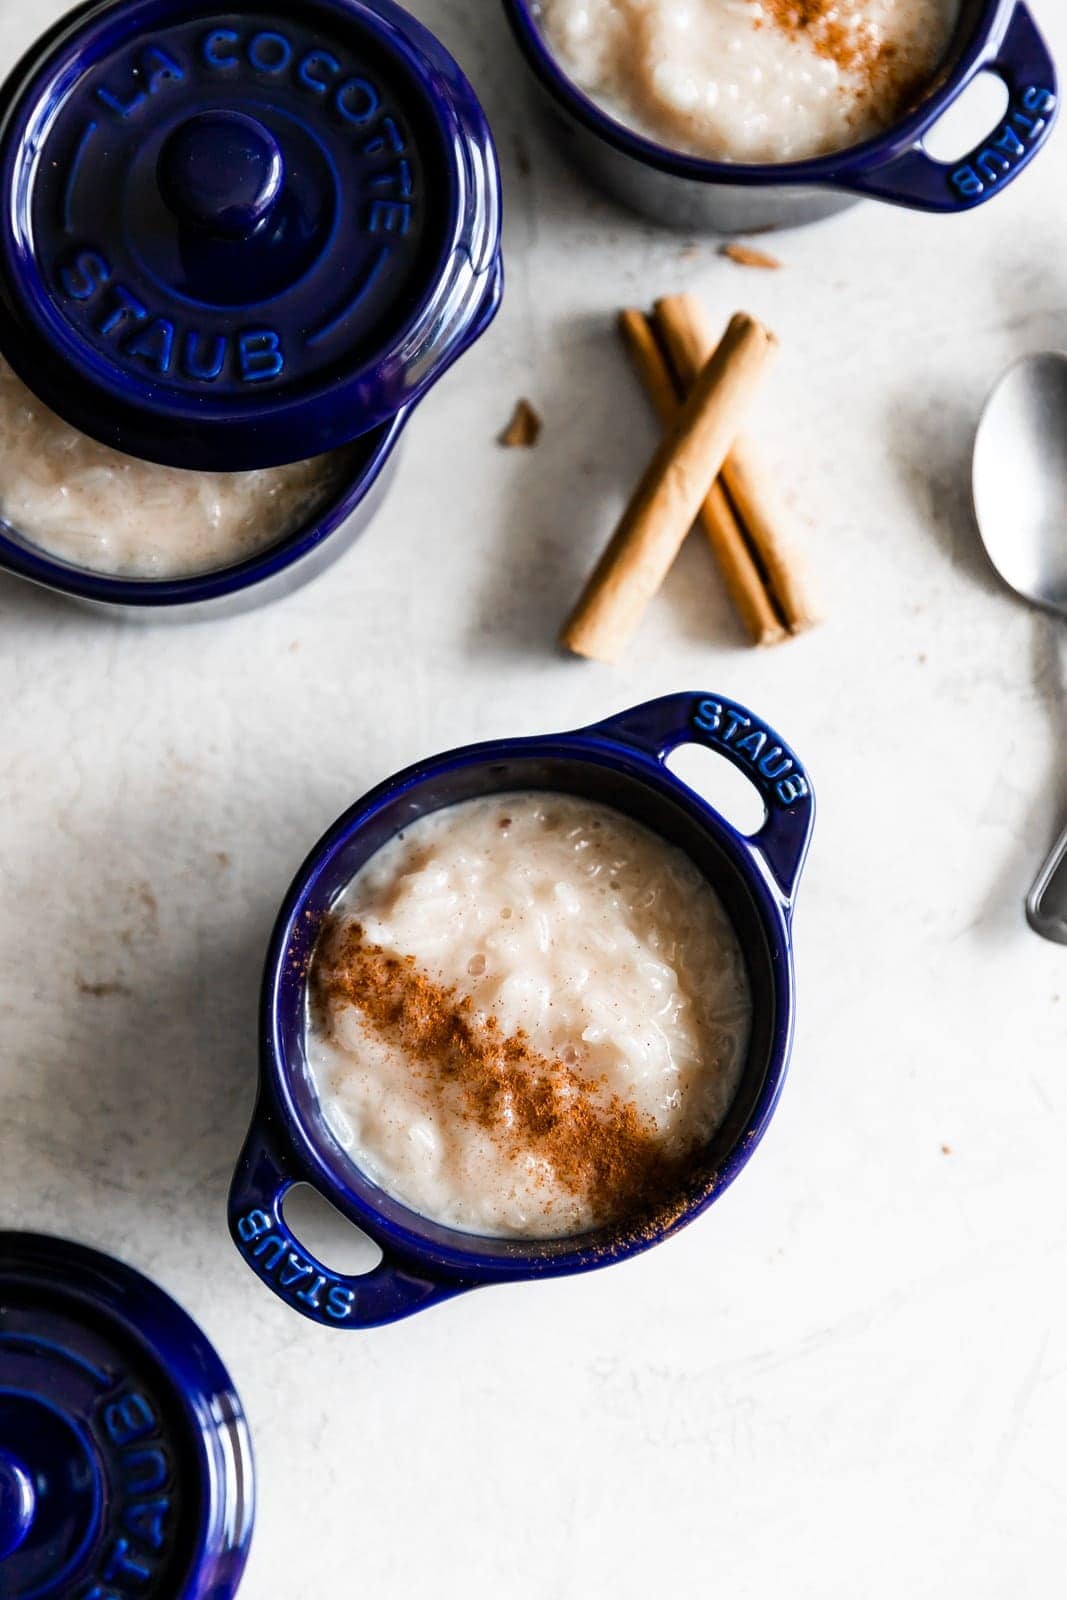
<box><xmin>973</xmin><ymin>351</ymin><xmax>1067</xmax><ymax>618</ymax></box>
<box><xmin>973</xmin><ymin>351</ymin><xmax>1067</xmax><ymax>943</ymax></box>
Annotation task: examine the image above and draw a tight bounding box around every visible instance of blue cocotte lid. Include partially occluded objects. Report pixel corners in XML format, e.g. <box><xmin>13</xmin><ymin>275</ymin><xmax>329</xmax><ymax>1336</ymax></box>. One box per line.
<box><xmin>0</xmin><ymin>0</ymin><xmax>502</xmax><ymax>469</ymax></box>
<box><xmin>0</xmin><ymin>1233</ymin><xmax>254</xmax><ymax>1599</ymax></box>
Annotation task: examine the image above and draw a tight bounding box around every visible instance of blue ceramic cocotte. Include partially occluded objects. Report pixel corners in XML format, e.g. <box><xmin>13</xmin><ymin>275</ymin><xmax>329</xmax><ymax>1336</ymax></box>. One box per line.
<box><xmin>0</xmin><ymin>0</ymin><xmax>502</xmax><ymax>614</ymax></box>
<box><xmin>0</xmin><ymin>1232</ymin><xmax>254</xmax><ymax>1600</ymax></box>
<box><xmin>501</xmin><ymin>0</ymin><xmax>1058</xmax><ymax>231</ymax></box>
<box><xmin>229</xmin><ymin>692</ymin><xmax>815</xmax><ymax>1329</ymax></box>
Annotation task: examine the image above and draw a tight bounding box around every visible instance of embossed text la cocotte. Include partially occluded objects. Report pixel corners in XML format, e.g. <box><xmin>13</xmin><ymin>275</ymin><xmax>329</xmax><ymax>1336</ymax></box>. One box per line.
<box><xmin>0</xmin><ymin>0</ymin><xmax>503</xmax><ymax>615</ymax></box>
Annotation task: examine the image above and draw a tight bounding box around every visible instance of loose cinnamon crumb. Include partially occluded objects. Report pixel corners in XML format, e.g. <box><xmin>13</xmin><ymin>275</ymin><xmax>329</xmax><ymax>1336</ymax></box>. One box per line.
<box><xmin>499</xmin><ymin>399</ymin><xmax>543</xmax><ymax>448</ymax></box>
<box><xmin>720</xmin><ymin>243</ymin><xmax>782</xmax><ymax>270</ymax></box>
<box><xmin>315</xmin><ymin>923</ymin><xmax>685</xmax><ymax>1227</ymax></box>
<box><xmin>76</xmin><ymin>977</ymin><xmax>130</xmax><ymax>998</ymax></box>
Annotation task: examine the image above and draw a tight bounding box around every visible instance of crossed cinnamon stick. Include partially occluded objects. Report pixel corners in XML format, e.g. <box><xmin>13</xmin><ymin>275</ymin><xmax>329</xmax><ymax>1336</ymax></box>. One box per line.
<box><xmin>561</xmin><ymin>295</ymin><xmax>816</xmax><ymax>662</ymax></box>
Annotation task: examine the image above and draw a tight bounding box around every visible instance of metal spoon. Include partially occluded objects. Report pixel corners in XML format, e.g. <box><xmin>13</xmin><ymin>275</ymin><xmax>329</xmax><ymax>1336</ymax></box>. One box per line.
<box><xmin>973</xmin><ymin>352</ymin><xmax>1067</xmax><ymax>944</ymax></box>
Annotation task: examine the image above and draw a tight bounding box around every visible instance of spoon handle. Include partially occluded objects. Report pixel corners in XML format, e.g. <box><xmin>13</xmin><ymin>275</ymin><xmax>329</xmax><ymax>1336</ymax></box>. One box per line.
<box><xmin>1027</xmin><ymin>820</ymin><xmax>1067</xmax><ymax>944</ymax></box>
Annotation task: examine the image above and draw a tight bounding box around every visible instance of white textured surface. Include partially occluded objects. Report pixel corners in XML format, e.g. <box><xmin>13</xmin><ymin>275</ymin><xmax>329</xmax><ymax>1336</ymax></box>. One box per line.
<box><xmin>1</xmin><ymin>2</ymin><xmax>1065</xmax><ymax>1595</ymax></box>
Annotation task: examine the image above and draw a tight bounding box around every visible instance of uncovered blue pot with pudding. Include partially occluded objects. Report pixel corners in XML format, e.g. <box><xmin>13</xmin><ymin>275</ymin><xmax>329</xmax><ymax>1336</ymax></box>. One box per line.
<box><xmin>228</xmin><ymin>693</ymin><xmax>815</xmax><ymax>1329</ymax></box>
<box><xmin>501</xmin><ymin>0</ymin><xmax>1057</xmax><ymax>231</ymax></box>
<box><xmin>0</xmin><ymin>0</ymin><xmax>502</xmax><ymax>615</ymax></box>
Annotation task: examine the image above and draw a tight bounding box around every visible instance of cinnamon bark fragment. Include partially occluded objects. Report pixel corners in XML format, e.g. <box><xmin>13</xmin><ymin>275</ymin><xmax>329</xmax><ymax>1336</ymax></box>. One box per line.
<box><xmin>499</xmin><ymin>398</ymin><xmax>543</xmax><ymax>448</ymax></box>
<box><xmin>720</xmin><ymin>243</ymin><xmax>782</xmax><ymax>270</ymax></box>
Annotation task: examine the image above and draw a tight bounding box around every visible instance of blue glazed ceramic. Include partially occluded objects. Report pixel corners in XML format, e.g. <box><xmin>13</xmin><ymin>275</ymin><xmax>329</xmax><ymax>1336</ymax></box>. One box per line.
<box><xmin>0</xmin><ymin>1232</ymin><xmax>254</xmax><ymax>1599</ymax></box>
<box><xmin>228</xmin><ymin>692</ymin><xmax>815</xmax><ymax>1329</ymax></box>
<box><xmin>501</xmin><ymin>0</ymin><xmax>1057</xmax><ymax>231</ymax></box>
<box><xmin>0</xmin><ymin>0</ymin><xmax>503</xmax><ymax>613</ymax></box>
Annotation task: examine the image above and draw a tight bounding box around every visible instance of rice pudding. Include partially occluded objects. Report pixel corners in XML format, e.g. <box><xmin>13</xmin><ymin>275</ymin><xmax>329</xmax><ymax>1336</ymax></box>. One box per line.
<box><xmin>0</xmin><ymin>357</ymin><xmax>344</xmax><ymax>580</ymax></box>
<box><xmin>536</xmin><ymin>0</ymin><xmax>960</xmax><ymax>164</ymax></box>
<box><xmin>307</xmin><ymin>793</ymin><xmax>752</xmax><ymax>1239</ymax></box>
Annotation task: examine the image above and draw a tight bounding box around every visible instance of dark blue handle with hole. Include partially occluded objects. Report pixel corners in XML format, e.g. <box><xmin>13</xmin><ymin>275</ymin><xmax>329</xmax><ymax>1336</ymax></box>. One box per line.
<box><xmin>842</xmin><ymin>3</ymin><xmax>1057</xmax><ymax>212</ymax></box>
<box><xmin>227</xmin><ymin>1107</ymin><xmax>464</xmax><ymax>1329</ymax></box>
<box><xmin>586</xmin><ymin>692</ymin><xmax>814</xmax><ymax>904</ymax></box>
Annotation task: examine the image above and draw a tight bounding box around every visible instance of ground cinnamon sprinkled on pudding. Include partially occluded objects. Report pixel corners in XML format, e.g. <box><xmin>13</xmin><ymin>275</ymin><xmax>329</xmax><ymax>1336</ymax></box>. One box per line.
<box><xmin>760</xmin><ymin>0</ymin><xmax>927</xmax><ymax>113</ymax></box>
<box><xmin>762</xmin><ymin>0</ymin><xmax>869</xmax><ymax>69</ymax></box>
<box><xmin>314</xmin><ymin>922</ymin><xmax>680</xmax><ymax>1226</ymax></box>
<box><xmin>307</xmin><ymin>793</ymin><xmax>752</xmax><ymax>1239</ymax></box>
<box><xmin>539</xmin><ymin>0</ymin><xmax>959</xmax><ymax>164</ymax></box>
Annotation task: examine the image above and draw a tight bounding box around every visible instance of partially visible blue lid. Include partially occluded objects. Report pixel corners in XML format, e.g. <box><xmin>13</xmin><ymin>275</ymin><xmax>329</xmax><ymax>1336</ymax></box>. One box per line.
<box><xmin>0</xmin><ymin>1233</ymin><xmax>254</xmax><ymax>1599</ymax></box>
<box><xmin>0</xmin><ymin>0</ymin><xmax>502</xmax><ymax>469</ymax></box>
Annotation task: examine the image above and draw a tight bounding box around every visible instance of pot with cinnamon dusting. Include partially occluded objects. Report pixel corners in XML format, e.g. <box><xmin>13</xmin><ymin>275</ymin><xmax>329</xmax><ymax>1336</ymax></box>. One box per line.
<box><xmin>501</xmin><ymin>0</ymin><xmax>1057</xmax><ymax>229</ymax></box>
<box><xmin>228</xmin><ymin>692</ymin><xmax>814</xmax><ymax>1328</ymax></box>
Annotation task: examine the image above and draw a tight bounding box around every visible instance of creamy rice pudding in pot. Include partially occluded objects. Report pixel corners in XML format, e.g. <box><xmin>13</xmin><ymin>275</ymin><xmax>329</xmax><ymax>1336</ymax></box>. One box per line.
<box><xmin>307</xmin><ymin>794</ymin><xmax>753</xmax><ymax>1239</ymax></box>
<box><xmin>538</xmin><ymin>0</ymin><xmax>961</xmax><ymax>163</ymax></box>
<box><xmin>504</xmin><ymin>0</ymin><xmax>1058</xmax><ymax>229</ymax></box>
<box><xmin>0</xmin><ymin>359</ymin><xmax>345</xmax><ymax>581</ymax></box>
<box><xmin>230</xmin><ymin>694</ymin><xmax>815</xmax><ymax>1327</ymax></box>
<box><xmin>0</xmin><ymin>0</ymin><xmax>502</xmax><ymax>608</ymax></box>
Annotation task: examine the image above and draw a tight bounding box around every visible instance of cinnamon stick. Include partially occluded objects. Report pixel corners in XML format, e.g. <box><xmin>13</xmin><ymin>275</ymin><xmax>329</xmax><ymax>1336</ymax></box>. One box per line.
<box><xmin>561</xmin><ymin>312</ymin><xmax>778</xmax><ymax>663</ymax></box>
<box><xmin>719</xmin><ymin>436</ymin><xmax>818</xmax><ymax>635</ymax></box>
<box><xmin>617</xmin><ymin>308</ymin><xmax>679</xmax><ymax>425</ymax></box>
<box><xmin>653</xmin><ymin>293</ymin><xmax>816</xmax><ymax>635</ymax></box>
<box><xmin>617</xmin><ymin>309</ymin><xmax>785</xmax><ymax>648</ymax></box>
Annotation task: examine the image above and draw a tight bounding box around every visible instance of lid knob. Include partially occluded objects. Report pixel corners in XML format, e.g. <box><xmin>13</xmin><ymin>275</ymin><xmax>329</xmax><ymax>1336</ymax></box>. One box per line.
<box><xmin>158</xmin><ymin>110</ymin><xmax>283</xmax><ymax>239</ymax></box>
<box><xmin>0</xmin><ymin>1449</ymin><xmax>35</xmax><ymax>1561</ymax></box>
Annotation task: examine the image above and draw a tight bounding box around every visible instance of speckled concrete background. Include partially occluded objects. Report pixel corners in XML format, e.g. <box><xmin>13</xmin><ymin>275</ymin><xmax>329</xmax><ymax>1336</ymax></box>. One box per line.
<box><xmin>1</xmin><ymin>2</ymin><xmax>1065</xmax><ymax>1594</ymax></box>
